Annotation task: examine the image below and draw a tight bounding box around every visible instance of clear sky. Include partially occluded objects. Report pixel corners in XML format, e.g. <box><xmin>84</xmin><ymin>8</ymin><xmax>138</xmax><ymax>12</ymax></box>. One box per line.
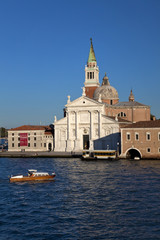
<box><xmin>0</xmin><ymin>0</ymin><xmax>160</xmax><ymax>129</ymax></box>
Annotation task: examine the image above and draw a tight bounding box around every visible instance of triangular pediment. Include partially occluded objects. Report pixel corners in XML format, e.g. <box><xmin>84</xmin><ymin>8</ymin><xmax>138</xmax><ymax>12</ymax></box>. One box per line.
<box><xmin>65</xmin><ymin>96</ymin><xmax>104</xmax><ymax>108</ymax></box>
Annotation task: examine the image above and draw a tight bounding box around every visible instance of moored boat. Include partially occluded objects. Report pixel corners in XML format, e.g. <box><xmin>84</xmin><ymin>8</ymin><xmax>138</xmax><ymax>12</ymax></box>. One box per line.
<box><xmin>82</xmin><ymin>150</ymin><xmax>117</xmax><ymax>160</ymax></box>
<box><xmin>9</xmin><ymin>169</ymin><xmax>56</xmax><ymax>182</ymax></box>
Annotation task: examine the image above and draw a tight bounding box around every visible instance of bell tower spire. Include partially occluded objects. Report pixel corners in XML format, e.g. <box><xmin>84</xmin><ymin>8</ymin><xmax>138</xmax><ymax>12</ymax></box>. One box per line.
<box><xmin>88</xmin><ymin>38</ymin><xmax>96</xmax><ymax>62</ymax></box>
<box><xmin>84</xmin><ymin>38</ymin><xmax>100</xmax><ymax>99</ymax></box>
<box><xmin>129</xmin><ymin>89</ymin><xmax>134</xmax><ymax>102</ymax></box>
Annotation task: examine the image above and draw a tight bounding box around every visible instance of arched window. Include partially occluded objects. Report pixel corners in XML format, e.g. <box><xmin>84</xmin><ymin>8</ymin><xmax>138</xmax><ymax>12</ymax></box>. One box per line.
<box><xmin>118</xmin><ymin>112</ymin><xmax>126</xmax><ymax>117</ymax></box>
<box><xmin>90</xmin><ymin>72</ymin><xmax>92</xmax><ymax>79</ymax></box>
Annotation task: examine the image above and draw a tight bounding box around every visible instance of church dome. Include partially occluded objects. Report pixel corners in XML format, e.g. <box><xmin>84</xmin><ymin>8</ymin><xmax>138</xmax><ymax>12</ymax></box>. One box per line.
<box><xmin>93</xmin><ymin>73</ymin><xmax>119</xmax><ymax>104</ymax></box>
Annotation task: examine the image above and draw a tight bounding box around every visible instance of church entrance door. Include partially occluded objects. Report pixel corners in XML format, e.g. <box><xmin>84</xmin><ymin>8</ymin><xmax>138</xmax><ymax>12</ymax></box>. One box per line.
<box><xmin>83</xmin><ymin>135</ymin><xmax>89</xmax><ymax>149</ymax></box>
<box><xmin>48</xmin><ymin>143</ymin><xmax>52</xmax><ymax>151</ymax></box>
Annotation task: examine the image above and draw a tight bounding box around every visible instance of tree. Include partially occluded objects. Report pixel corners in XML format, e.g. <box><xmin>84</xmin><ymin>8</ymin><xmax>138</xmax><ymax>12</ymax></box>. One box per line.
<box><xmin>0</xmin><ymin>128</ymin><xmax>8</xmax><ymax>138</ymax></box>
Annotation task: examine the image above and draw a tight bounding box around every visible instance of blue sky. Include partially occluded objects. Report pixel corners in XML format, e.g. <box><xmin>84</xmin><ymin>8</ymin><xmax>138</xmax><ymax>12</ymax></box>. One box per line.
<box><xmin>0</xmin><ymin>0</ymin><xmax>160</xmax><ymax>128</ymax></box>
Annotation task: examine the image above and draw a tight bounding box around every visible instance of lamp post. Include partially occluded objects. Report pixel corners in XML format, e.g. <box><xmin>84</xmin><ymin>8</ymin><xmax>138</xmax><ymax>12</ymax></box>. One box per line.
<box><xmin>117</xmin><ymin>142</ymin><xmax>119</xmax><ymax>157</ymax></box>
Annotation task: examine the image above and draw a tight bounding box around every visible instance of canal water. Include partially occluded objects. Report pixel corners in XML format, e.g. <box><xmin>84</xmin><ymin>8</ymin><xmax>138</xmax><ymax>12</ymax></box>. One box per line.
<box><xmin>0</xmin><ymin>157</ymin><xmax>160</xmax><ymax>240</ymax></box>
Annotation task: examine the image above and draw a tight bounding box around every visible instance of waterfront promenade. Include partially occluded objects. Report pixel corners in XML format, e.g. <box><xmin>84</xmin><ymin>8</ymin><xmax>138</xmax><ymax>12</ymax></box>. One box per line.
<box><xmin>0</xmin><ymin>151</ymin><xmax>82</xmax><ymax>158</ymax></box>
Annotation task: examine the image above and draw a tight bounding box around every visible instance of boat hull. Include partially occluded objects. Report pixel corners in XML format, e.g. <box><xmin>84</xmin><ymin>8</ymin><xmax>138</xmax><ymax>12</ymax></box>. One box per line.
<box><xmin>10</xmin><ymin>175</ymin><xmax>55</xmax><ymax>182</ymax></box>
<box><xmin>82</xmin><ymin>157</ymin><xmax>117</xmax><ymax>160</ymax></box>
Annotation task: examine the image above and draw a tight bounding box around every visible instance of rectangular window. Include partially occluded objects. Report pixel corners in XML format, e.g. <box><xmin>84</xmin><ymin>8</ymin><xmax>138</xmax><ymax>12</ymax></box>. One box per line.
<box><xmin>28</xmin><ymin>137</ymin><xmax>30</xmax><ymax>141</ymax></box>
<box><xmin>12</xmin><ymin>133</ymin><xmax>14</xmax><ymax>136</ymax></box>
<box><xmin>126</xmin><ymin>133</ymin><xmax>130</xmax><ymax>141</ymax></box>
<box><xmin>44</xmin><ymin>143</ymin><xmax>46</xmax><ymax>148</ymax></box>
<box><xmin>135</xmin><ymin>133</ymin><xmax>139</xmax><ymax>141</ymax></box>
<box><xmin>34</xmin><ymin>143</ymin><xmax>36</xmax><ymax>147</ymax></box>
<box><xmin>34</xmin><ymin>133</ymin><xmax>36</xmax><ymax>135</ymax></box>
<box><xmin>87</xmin><ymin>72</ymin><xmax>89</xmax><ymax>79</ymax></box>
<box><xmin>18</xmin><ymin>143</ymin><xmax>20</xmax><ymax>147</ymax></box>
<box><xmin>93</xmin><ymin>72</ymin><xmax>94</xmax><ymax>79</ymax></box>
<box><xmin>158</xmin><ymin>133</ymin><xmax>160</xmax><ymax>141</ymax></box>
<box><xmin>158</xmin><ymin>148</ymin><xmax>160</xmax><ymax>153</ymax></box>
<box><xmin>146</xmin><ymin>133</ymin><xmax>151</xmax><ymax>141</ymax></box>
<box><xmin>12</xmin><ymin>138</ymin><xmax>14</xmax><ymax>141</ymax></box>
<box><xmin>12</xmin><ymin>143</ymin><xmax>14</xmax><ymax>147</ymax></box>
<box><xmin>18</xmin><ymin>137</ymin><xmax>20</xmax><ymax>141</ymax></box>
<box><xmin>34</xmin><ymin>137</ymin><xmax>36</xmax><ymax>141</ymax></box>
<box><xmin>28</xmin><ymin>143</ymin><xmax>30</xmax><ymax>147</ymax></box>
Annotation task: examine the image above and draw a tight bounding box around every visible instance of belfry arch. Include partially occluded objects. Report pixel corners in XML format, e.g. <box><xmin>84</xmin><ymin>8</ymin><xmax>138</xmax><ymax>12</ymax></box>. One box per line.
<box><xmin>126</xmin><ymin>148</ymin><xmax>142</xmax><ymax>159</ymax></box>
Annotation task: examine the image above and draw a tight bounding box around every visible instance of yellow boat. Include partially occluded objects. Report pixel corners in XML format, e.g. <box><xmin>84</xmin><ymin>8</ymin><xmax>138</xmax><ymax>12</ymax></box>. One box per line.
<box><xmin>10</xmin><ymin>169</ymin><xmax>56</xmax><ymax>182</ymax></box>
<box><xmin>82</xmin><ymin>150</ymin><xmax>117</xmax><ymax>160</ymax></box>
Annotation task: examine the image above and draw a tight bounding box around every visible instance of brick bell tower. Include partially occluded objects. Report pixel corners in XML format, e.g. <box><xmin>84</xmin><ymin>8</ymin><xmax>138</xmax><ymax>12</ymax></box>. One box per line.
<box><xmin>84</xmin><ymin>38</ymin><xmax>100</xmax><ymax>99</ymax></box>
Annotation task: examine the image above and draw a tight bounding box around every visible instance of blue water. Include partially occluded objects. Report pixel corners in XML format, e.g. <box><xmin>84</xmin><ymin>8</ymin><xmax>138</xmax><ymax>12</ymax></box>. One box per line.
<box><xmin>0</xmin><ymin>158</ymin><xmax>160</xmax><ymax>240</ymax></box>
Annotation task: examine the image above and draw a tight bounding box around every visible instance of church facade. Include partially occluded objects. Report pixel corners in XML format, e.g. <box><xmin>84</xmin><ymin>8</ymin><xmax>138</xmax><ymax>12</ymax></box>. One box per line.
<box><xmin>54</xmin><ymin>92</ymin><xmax>130</xmax><ymax>152</ymax></box>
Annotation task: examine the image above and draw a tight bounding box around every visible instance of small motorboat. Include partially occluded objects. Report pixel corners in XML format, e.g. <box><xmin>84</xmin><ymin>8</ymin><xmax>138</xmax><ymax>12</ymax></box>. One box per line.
<box><xmin>9</xmin><ymin>169</ymin><xmax>56</xmax><ymax>182</ymax></box>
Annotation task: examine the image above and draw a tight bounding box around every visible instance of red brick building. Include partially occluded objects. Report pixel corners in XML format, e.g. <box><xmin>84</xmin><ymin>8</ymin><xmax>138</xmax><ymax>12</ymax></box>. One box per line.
<box><xmin>121</xmin><ymin>120</ymin><xmax>160</xmax><ymax>159</ymax></box>
<box><xmin>84</xmin><ymin>39</ymin><xmax>150</xmax><ymax>123</ymax></box>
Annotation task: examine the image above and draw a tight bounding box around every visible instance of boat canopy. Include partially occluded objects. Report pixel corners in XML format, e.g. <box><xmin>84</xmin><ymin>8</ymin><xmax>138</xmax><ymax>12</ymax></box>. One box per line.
<box><xmin>28</xmin><ymin>169</ymin><xmax>37</xmax><ymax>173</ymax></box>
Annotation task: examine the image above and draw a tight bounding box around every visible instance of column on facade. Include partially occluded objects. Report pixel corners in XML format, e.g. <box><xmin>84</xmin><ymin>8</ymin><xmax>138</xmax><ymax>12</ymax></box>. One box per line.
<box><xmin>66</xmin><ymin>110</ymin><xmax>72</xmax><ymax>151</ymax></box>
<box><xmin>89</xmin><ymin>110</ymin><xmax>94</xmax><ymax>150</ymax></box>
<box><xmin>74</xmin><ymin>111</ymin><xmax>80</xmax><ymax>151</ymax></box>
<box><xmin>98</xmin><ymin>110</ymin><xmax>102</xmax><ymax>138</ymax></box>
<box><xmin>66</xmin><ymin>110</ymin><xmax>70</xmax><ymax>140</ymax></box>
<box><xmin>89</xmin><ymin>111</ymin><xmax>93</xmax><ymax>139</ymax></box>
<box><xmin>75</xmin><ymin>111</ymin><xmax>78</xmax><ymax>139</ymax></box>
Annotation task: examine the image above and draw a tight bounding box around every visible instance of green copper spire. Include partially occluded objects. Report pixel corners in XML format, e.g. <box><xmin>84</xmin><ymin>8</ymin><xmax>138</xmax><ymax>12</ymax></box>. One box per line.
<box><xmin>88</xmin><ymin>38</ymin><xmax>96</xmax><ymax>63</ymax></box>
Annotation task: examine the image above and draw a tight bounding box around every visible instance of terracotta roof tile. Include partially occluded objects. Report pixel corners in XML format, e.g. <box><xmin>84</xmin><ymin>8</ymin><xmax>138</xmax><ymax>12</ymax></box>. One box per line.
<box><xmin>122</xmin><ymin>120</ymin><xmax>160</xmax><ymax>128</ymax></box>
<box><xmin>114</xmin><ymin>101</ymin><xmax>149</xmax><ymax>107</ymax></box>
<box><xmin>107</xmin><ymin>116</ymin><xmax>131</xmax><ymax>123</ymax></box>
<box><xmin>9</xmin><ymin>125</ymin><xmax>52</xmax><ymax>131</ymax></box>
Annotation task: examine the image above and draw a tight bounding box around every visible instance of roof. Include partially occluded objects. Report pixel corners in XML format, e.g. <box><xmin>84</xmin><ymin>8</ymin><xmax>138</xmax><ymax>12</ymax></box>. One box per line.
<box><xmin>88</xmin><ymin>38</ymin><xmax>96</xmax><ymax>63</ymax></box>
<box><xmin>93</xmin><ymin>84</ymin><xmax>119</xmax><ymax>101</ymax></box>
<box><xmin>107</xmin><ymin>116</ymin><xmax>131</xmax><ymax>123</ymax></box>
<box><xmin>122</xmin><ymin>120</ymin><xmax>160</xmax><ymax>129</ymax></box>
<box><xmin>114</xmin><ymin>101</ymin><xmax>149</xmax><ymax>107</ymax></box>
<box><xmin>9</xmin><ymin>125</ymin><xmax>52</xmax><ymax>131</ymax></box>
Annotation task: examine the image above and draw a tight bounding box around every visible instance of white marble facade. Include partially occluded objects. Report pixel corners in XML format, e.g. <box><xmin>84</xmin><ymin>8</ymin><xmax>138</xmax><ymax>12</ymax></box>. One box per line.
<box><xmin>54</xmin><ymin>91</ymin><xmax>120</xmax><ymax>152</ymax></box>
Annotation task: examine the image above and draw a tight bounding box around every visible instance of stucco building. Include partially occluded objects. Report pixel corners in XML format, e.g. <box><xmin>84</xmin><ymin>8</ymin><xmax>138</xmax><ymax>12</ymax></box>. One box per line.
<box><xmin>8</xmin><ymin>125</ymin><xmax>53</xmax><ymax>152</ymax></box>
<box><xmin>121</xmin><ymin>120</ymin><xmax>160</xmax><ymax>159</ymax></box>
